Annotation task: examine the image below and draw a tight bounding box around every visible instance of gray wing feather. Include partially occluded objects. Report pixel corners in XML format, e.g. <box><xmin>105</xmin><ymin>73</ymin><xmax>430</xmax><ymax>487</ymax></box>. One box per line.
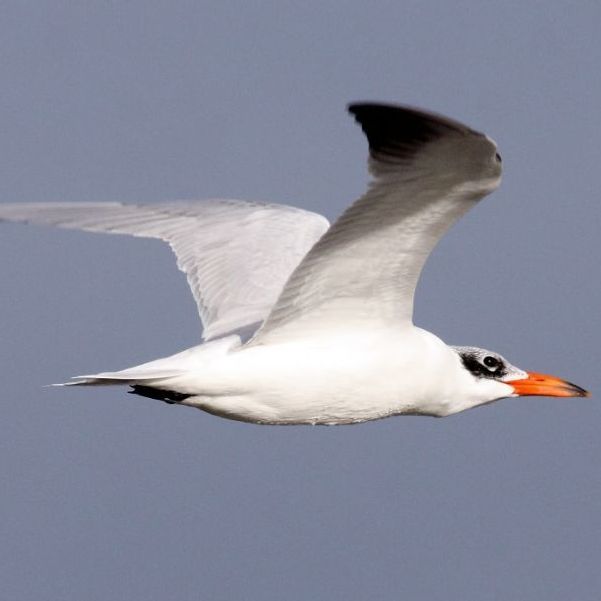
<box><xmin>0</xmin><ymin>200</ymin><xmax>329</xmax><ymax>340</ymax></box>
<box><xmin>252</xmin><ymin>103</ymin><xmax>502</xmax><ymax>343</ymax></box>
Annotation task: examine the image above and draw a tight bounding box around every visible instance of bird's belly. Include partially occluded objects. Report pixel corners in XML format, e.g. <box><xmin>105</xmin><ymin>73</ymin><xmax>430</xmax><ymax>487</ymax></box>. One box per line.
<box><xmin>173</xmin><ymin>330</ymin><xmax>457</xmax><ymax>424</ymax></box>
<box><xmin>186</xmin><ymin>369</ymin><xmax>406</xmax><ymax>425</ymax></box>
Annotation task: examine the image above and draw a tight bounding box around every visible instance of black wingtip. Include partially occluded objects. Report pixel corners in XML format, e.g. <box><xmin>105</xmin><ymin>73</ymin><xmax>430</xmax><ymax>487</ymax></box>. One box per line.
<box><xmin>347</xmin><ymin>102</ymin><xmax>475</xmax><ymax>161</ymax></box>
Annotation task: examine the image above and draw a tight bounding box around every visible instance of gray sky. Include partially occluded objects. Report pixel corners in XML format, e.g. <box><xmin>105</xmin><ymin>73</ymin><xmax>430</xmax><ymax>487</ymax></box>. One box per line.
<box><xmin>1</xmin><ymin>2</ymin><xmax>600</xmax><ymax>600</ymax></box>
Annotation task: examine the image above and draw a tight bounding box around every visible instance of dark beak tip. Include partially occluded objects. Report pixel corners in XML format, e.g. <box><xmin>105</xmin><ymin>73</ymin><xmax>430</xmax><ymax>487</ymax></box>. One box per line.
<box><xmin>568</xmin><ymin>382</ymin><xmax>590</xmax><ymax>398</ymax></box>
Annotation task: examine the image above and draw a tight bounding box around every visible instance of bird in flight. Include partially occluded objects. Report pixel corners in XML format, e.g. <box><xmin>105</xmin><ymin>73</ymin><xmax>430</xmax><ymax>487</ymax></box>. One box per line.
<box><xmin>0</xmin><ymin>103</ymin><xmax>589</xmax><ymax>424</ymax></box>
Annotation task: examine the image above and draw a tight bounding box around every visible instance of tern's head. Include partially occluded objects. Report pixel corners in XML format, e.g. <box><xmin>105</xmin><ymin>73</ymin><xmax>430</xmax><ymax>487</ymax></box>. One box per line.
<box><xmin>451</xmin><ymin>346</ymin><xmax>589</xmax><ymax>412</ymax></box>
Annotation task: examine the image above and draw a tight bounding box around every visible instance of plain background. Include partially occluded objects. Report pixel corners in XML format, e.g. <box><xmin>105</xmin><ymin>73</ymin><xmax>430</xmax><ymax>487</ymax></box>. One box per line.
<box><xmin>1</xmin><ymin>2</ymin><xmax>600</xmax><ymax>600</ymax></box>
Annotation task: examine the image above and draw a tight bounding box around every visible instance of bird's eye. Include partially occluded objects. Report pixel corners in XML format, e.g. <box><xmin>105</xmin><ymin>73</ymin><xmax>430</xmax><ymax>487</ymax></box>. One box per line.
<box><xmin>495</xmin><ymin>152</ymin><xmax>502</xmax><ymax>163</ymax></box>
<box><xmin>483</xmin><ymin>356</ymin><xmax>500</xmax><ymax>370</ymax></box>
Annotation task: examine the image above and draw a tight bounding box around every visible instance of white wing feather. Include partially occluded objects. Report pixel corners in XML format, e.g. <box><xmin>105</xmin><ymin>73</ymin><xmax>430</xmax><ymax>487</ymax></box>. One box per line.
<box><xmin>253</xmin><ymin>104</ymin><xmax>502</xmax><ymax>343</ymax></box>
<box><xmin>0</xmin><ymin>200</ymin><xmax>329</xmax><ymax>340</ymax></box>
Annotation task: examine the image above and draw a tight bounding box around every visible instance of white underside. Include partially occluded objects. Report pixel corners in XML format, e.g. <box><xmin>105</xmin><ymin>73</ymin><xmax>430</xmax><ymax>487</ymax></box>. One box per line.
<box><xmin>1</xmin><ymin>107</ymin><xmax>508</xmax><ymax>424</ymax></box>
<box><xmin>67</xmin><ymin>326</ymin><xmax>514</xmax><ymax>424</ymax></box>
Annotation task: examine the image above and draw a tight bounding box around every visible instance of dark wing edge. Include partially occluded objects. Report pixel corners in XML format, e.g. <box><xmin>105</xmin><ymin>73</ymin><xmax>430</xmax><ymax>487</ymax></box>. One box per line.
<box><xmin>347</xmin><ymin>102</ymin><xmax>489</xmax><ymax>164</ymax></box>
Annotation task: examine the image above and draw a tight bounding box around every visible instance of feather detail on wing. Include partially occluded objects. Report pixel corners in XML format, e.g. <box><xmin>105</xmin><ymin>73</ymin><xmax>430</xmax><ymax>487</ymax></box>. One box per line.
<box><xmin>251</xmin><ymin>103</ymin><xmax>502</xmax><ymax>343</ymax></box>
<box><xmin>0</xmin><ymin>200</ymin><xmax>329</xmax><ymax>340</ymax></box>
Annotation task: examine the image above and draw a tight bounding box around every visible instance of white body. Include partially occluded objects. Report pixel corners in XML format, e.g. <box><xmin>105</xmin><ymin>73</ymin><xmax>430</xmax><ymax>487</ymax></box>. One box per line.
<box><xmin>106</xmin><ymin>327</ymin><xmax>513</xmax><ymax>424</ymax></box>
<box><xmin>0</xmin><ymin>103</ymin><xmax>528</xmax><ymax>424</ymax></box>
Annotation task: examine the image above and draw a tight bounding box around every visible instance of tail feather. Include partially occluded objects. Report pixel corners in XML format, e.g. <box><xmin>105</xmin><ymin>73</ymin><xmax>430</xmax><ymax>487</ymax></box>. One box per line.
<box><xmin>52</xmin><ymin>369</ymin><xmax>185</xmax><ymax>387</ymax></box>
<box><xmin>51</xmin><ymin>375</ymin><xmax>192</xmax><ymax>405</ymax></box>
<box><xmin>50</xmin><ymin>336</ymin><xmax>240</xmax><ymax>390</ymax></box>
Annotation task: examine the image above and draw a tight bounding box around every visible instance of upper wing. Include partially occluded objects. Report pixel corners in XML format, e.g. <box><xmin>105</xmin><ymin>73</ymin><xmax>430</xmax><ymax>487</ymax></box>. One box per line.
<box><xmin>252</xmin><ymin>103</ymin><xmax>502</xmax><ymax>343</ymax></box>
<box><xmin>0</xmin><ymin>200</ymin><xmax>329</xmax><ymax>340</ymax></box>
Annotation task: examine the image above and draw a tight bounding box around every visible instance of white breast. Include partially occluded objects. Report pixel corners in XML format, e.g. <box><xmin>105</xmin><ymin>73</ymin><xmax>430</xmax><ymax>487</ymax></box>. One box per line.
<box><xmin>172</xmin><ymin>326</ymin><xmax>465</xmax><ymax>424</ymax></box>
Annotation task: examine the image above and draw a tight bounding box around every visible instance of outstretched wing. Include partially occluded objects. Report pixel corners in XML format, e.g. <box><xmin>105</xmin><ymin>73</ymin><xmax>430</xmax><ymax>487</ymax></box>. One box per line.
<box><xmin>252</xmin><ymin>103</ymin><xmax>501</xmax><ymax>343</ymax></box>
<box><xmin>0</xmin><ymin>200</ymin><xmax>329</xmax><ymax>340</ymax></box>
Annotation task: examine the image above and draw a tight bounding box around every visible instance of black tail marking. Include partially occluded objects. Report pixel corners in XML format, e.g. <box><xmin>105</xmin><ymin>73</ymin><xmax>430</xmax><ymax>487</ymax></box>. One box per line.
<box><xmin>128</xmin><ymin>385</ymin><xmax>192</xmax><ymax>404</ymax></box>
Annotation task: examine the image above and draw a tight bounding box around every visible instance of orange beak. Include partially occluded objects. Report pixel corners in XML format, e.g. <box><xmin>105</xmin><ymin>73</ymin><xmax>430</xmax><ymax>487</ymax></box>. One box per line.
<box><xmin>510</xmin><ymin>372</ymin><xmax>590</xmax><ymax>398</ymax></box>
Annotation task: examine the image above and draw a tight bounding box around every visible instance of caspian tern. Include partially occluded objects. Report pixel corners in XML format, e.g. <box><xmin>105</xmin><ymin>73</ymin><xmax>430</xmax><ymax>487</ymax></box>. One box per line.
<box><xmin>0</xmin><ymin>103</ymin><xmax>589</xmax><ymax>424</ymax></box>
